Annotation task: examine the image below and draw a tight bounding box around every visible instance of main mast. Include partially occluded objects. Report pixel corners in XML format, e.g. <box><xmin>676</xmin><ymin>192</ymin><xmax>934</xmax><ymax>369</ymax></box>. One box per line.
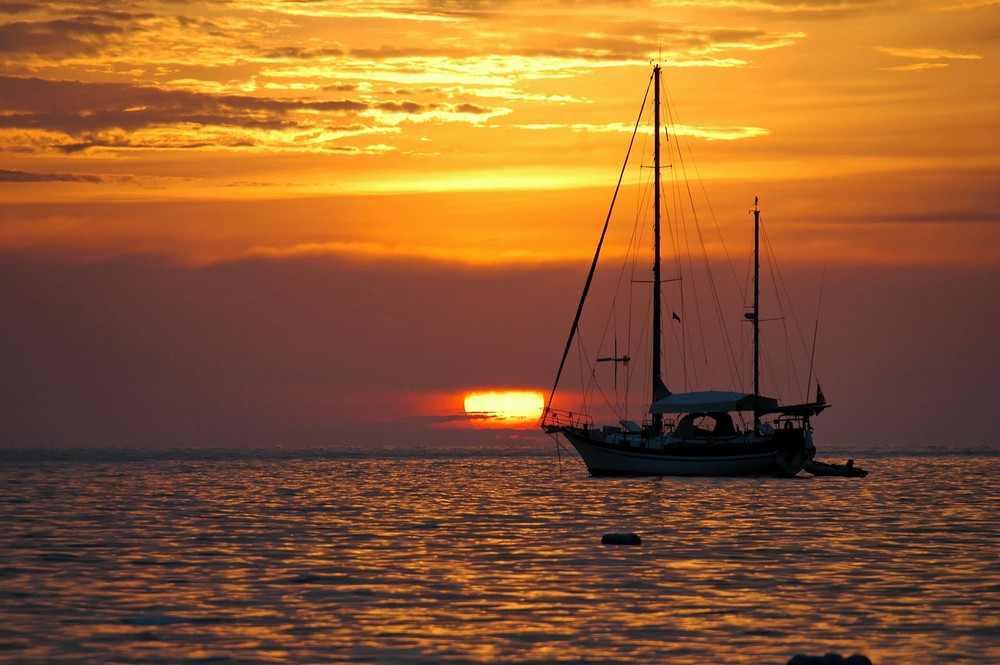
<box><xmin>652</xmin><ymin>65</ymin><xmax>664</xmax><ymax>431</ymax></box>
<box><xmin>752</xmin><ymin>196</ymin><xmax>761</xmax><ymax>430</ymax></box>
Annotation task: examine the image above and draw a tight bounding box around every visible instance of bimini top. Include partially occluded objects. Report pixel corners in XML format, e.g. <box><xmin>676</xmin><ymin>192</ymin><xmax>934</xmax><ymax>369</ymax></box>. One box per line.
<box><xmin>649</xmin><ymin>390</ymin><xmax>779</xmax><ymax>414</ymax></box>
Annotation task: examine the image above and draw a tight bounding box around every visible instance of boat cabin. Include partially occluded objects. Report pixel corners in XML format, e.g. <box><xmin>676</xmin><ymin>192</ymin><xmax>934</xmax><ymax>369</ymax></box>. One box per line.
<box><xmin>672</xmin><ymin>412</ymin><xmax>739</xmax><ymax>439</ymax></box>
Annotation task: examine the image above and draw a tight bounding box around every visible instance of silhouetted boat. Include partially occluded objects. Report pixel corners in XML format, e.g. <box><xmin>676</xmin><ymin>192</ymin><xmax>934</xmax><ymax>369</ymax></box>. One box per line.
<box><xmin>542</xmin><ymin>65</ymin><xmax>829</xmax><ymax>477</ymax></box>
<box><xmin>803</xmin><ymin>459</ymin><xmax>868</xmax><ymax>477</ymax></box>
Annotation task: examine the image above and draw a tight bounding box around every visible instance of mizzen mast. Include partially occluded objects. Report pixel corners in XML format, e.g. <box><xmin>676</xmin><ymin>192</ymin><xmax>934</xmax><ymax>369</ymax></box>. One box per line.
<box><xmin>751</xmin><ymin>196</ymin><xmax>761</xmax><ymax>430</ymax></box>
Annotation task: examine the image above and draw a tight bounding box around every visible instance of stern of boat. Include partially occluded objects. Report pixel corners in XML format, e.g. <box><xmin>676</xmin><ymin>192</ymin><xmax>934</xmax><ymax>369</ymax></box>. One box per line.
<box><xmin>770</xmin><ymin>425</ymin><xmax>810</xmax><ymax>476</ymax></box>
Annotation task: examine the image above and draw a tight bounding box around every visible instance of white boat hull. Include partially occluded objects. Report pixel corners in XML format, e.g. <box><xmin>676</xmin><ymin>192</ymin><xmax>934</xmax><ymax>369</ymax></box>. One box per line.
<box><xmin>560</xmin><ymin>427</ymin><xmax>806</xmax><ymax>477</ymax></box>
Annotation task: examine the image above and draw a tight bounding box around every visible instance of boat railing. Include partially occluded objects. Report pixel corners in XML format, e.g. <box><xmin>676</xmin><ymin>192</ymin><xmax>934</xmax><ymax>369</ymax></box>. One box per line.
<box><xmin>645</xmin><ymin>417</ymin><xmax>677</xmax><ymax>433</ymax></box>
<box><xmin>773</xmin><ymin>415</ymin><xmax>806</xmax><ymax>430</ymax></box>
<box><xmin>542</xmin><ymin>408</ymin><xmax>594</xmax><ymax>431</ymax></box>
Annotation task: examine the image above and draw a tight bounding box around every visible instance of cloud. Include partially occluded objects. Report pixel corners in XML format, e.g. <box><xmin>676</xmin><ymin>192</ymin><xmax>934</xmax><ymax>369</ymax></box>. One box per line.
<box><xmin>0</xmin><ymin>73</ymin><xmax>507</xmax><ymax>153</ymax></box>
<box><xmin>403</xmin><ymin>413</ymin><xmax>489</xmax><ymax>424</ymax></box>
<box><xmin>0</xmin><ymin>168</ymin><xmax>102</xmax><ymax>183</ymax></box>
<box><xmin>880</xmin><ymin>62</ymin><xmax>950</xmax><ymax>72</ymax></box>
<box><xmin>637</xmin><ymin>0</ymin><xmax>896</xmax><ymax>16</ymax></box>
<box><xmin>936</xmin><ymin>0</ymin><xmax>1000</xmax><ymax>8</ymax></box>
<box><xmin>453</xmin><ymin>102</ymin><xmax>491</xmax><ymax>114</ymax></box>
<box><xmin>376</xmin><ymin>100</ymin><xmax>429</xmax><ymax>114</ymax></box>
<box><xmin>367</xmin><ymin>100</ymin><xmax>508</xmax><ymax>127</ymax></box>
<box><xmin>874</xmin><ymin>45</ymin><xmax>983</xmax><ymax>73</ymax></box>
<box><xmin>0</xmin><ymin>76</ymin><xmax>369</xmax><ymax>132</ymax></box>
<box><xmin>241</xmin><ymin>239</ymin><xmax>551</xmax><ymax>267</ymax></box>
<box><xmin>262</xmin><ymin>45</ymin><xmax>346</xmax><ymax>60</ymax></box>
<box><xmin>0</xmin><ymin>16</ymin><xmax>123</xmax><ymax>56</ymax></box>
<box><xmin>875</xmin><ymin>46</ymin><xmax>983</xmax><ymax>60</ymax></box>
<box><xmin>517</xmin><ymin>121</ymin><xmax>769</xmax><ymax>141</ymax></box>
<box><xmin>0</xmin><ymin>5</ymin><xmax>163</xmax><ymax>63</ymax></box>
<box><xmin>0</xmin><ymin>76</ymin><xmax>383</xmax><ymax>152</ymax></box>
<box><xmin>0</xmin><ymin>3</ymin><xmax>36</xmax><ymax>15</ymax></box>
<box><xmin>0</xmin><ymin>1</ymin><xmax>813</xmax><ymax>161</ymax></box>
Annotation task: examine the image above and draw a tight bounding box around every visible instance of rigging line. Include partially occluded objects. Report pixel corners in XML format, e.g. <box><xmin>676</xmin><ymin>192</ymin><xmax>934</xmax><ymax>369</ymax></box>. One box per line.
<box><xmin>595</xmin><ymin>366</ymin><xmax>628</xmax><ymax>421</ymax></box>
<box><xmin>662</xmin><ymin>85</ymin><xmax>743</xmax><ymax>388</ymax></box>
<box><xmin>579</xmin><ymin>335</ymin><xmax>598</xmax><ymax>404</ymax></box>
<box><xmin>752</xmin><ymin>239</ymin><xmax>778</xmax><ymax>398</ymax></box>
<box><xmin>579</xmin><ymin>328</ymin><xmax>629</xmax><ymax>423</ymax></box>
<box><xmin>664</xmin><ymin>105</ymin><xmax>741</xmax><ymax>389</ymax></box>
<box><xmin>700</xmin><ymin>196</ymin><xmax>743</xmax><ymax>389</ymax></box>
<box><xmin>684</xmin><ymin>153</ymin><xmax>738</xmax><ymax>386</ymax></box>
<box><xmin>806</xmin><ymin>264</ymin><xmax>827</xmax><ymax>400</ymax></box>
<box><xmin>574</xmin><ymin>334</ymin><xmax>591</xmax><ymax>413</ymax></box>
<box><xmin>663</xmin><ymin>86</ymin><xmax>743</xmax><ymax>291</ymax></box>
<box><xmin>667</xmin><ymin>86</ymin><xmax>740</xmax><ymax>384</ymax></box>
<box><xmin>586</xmin><ymin>318</ymin><xmax>633</xmax><ymax>421</ymax></box>
<box><xmin>592</xmin><ymin>152</ymin><xmax>652</xmax><ymax>417</ymax></box>
<box><xmin>737</xmin><ymin>250</ymin><xmax>753</xmax><ymax>382</ymax></box>
<box><xmin>758</xmin><ymin>328</ymin><xmax>780</xmax><ymax>402</ymax></box>
<box><xmin>761</xmin><ymin>219</ymin><xmax>813</xmax><ymax>400</ymax></box>
<box><xmin>624</xmin><ymin>182</ymin><xmax>655</xmax><ymax>415</ymax></box>
<box><xmin>673</xmin><ymin>159</ymin><xmax>709</xmax><ymax>385</ymax></box>
<box><xmin>544</xmin><ymin>72</ymin><xmax>653</xmax><ymax>417</ymax></box>
<box><xmin>632</xmin><ymin>270</ymin><xmax>655</xmax><ymax>413</ymax></box>
<box><xmin>664</xmin><ymin>157</ymin><xmax>696</xmax><ymax>389</ymax></box>
<box><xmin>602</xmin><ymin>140</ymin><xmax>656</xmax><ymax>414</ymax></box>
<box><xmin>657</xmin><ymin>112</ymin><xmax>705</xmax><ymax>374</ymax></box>
<box><xmin>545</xmin><ymin>432</ymin><xmax>587</xmax><ymax>470</ymax></box>
<box><xmin>760</xmin><ymin>221</ymin><xmax>795</xmax><ymax>397</ymax></box>
<box><xmin>626</xmin><ymin>99</ymin><xmax>669</xmax><ymax>411</ymax></box>
<box><xmin>622</xmin><ymin>169</ymin><xmax>656</xmax><ymax>415</ymax></box>
<box><xmin>679</xmin><ymin>275</ymin><xmax>689</xmax><ymax>389</ymax></box>
<box><xmin>657</xmin><ymin>111</ymin><xmax>697</xmax><ymax>392</ymax></box>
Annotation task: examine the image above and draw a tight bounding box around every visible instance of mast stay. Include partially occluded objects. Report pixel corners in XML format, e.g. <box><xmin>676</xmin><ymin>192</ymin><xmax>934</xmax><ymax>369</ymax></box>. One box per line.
<box><xmin>544</xmin><ymin>73</ymin><xmax>653</xmax><ymax>418</ymax></box>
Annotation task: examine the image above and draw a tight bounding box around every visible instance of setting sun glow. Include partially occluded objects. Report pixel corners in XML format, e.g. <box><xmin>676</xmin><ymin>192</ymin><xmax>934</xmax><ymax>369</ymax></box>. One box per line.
<box><xmin>463</xmin><ymin>391</ymin><xmax>544</xmax><ymax>429</ymax></box>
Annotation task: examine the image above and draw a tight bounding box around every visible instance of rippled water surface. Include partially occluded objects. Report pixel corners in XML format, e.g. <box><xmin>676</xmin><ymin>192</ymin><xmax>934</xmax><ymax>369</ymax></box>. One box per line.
<box><xmin>1</xmin><ymin>448</ymin><xmax>997</xmax><ymax>664</ymax></box>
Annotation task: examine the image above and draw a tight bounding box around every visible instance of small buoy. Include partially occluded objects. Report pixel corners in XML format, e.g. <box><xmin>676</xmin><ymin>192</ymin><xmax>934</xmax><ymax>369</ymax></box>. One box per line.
<box><xmin>787</xmin><ymin>654</ymin><xmax>872</xmax><ymax>665</ymax></box>
<box><xmin>601</xmin><ymin>533</ymin><xmax>641</xmax><ymax>546</ymax></box>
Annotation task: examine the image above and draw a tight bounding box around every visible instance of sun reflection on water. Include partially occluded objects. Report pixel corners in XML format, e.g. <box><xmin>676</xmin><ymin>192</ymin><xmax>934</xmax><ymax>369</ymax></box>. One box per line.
<box><xmin>0</xmin><ymin>453</ymin><xmax>997</xmax><ymax>664</ymax></box>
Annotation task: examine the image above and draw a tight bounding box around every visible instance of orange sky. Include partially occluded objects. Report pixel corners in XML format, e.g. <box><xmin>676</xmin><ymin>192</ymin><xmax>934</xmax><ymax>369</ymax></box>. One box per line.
<box><xmin>1</xmin><ymin>1</ymin><xmax>998</xmax><ymax>449</ymax></box>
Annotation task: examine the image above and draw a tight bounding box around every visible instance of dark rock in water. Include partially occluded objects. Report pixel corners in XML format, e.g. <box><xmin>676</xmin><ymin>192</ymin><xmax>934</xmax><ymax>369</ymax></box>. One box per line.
<box><xmin>601</xmin><ymin>533</ymin><xmax>641</xmax><ymax>545</ymax></box>
<box><xmin>787</xmin><ymin>654</ymin><xmax>872</xmax><ymax>665</ymax></box>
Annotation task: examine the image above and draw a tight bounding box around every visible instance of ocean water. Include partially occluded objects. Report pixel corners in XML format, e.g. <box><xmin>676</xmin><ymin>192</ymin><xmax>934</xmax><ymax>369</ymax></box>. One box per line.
<box><xmin>1</xmin><ymin>446</ymin><xmax>997</xmax><ymax>665</ymax></box>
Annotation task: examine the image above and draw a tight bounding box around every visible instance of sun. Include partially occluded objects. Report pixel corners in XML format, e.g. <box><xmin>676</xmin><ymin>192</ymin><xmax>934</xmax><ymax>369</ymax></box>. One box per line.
<box><xmin>463</xmin><ymin>390</ymin><xmax>544</xmax><ymax>429</ymax></box>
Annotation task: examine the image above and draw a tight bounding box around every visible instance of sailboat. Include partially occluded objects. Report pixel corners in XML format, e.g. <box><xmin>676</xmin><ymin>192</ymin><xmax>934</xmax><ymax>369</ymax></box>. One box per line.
<box><xmin>541</xmin><ymin>65</ymin><xmax>829</xmax><ymax>477</ymax></box>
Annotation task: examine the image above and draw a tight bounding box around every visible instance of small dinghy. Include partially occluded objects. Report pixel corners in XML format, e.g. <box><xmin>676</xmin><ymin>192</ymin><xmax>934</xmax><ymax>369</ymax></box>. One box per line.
<box><xmin>803</xmin><ymin>458</ymin><xmax>868</xmax><ymax>477</ymax></box>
